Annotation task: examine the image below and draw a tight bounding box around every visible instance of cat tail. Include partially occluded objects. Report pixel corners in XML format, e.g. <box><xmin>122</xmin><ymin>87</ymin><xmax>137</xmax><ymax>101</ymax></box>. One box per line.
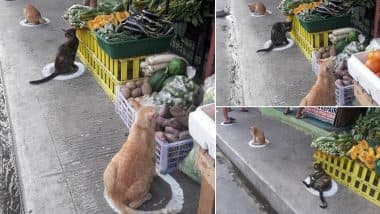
<box><xmin>318</xmin><ymin>190</ymin><xmax>328</xmax><ymax>209</ymax></box>
<box><xmin>29</xmin><ymin>72</ymin><xmax>59</xmax><ymax>85</ymax></box>
<box><xmin>256</xmin><ymin>43</ymin><xmax>274</xmax><ymax>53</ymax></box>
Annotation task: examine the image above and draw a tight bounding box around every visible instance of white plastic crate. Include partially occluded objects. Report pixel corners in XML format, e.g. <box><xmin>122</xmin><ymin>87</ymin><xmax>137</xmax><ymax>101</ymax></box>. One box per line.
<box><xmin>347</xmin><ymin>52</ymin><xmax>380</xmax><ymax>104</ymax></box>
<box><xmin>335</xmin><ymin>82</ymin><xmax>354</xmax><ymax>106</ymax></box>
<box><xmin>115</xmin><ymin>86</ymin><xmax>136</xmax><ymax>130</ymax></box>
<box><xmin>156</xmin><ymin>137</ymin><xmax>193</xmax><ymax>174</ymax></box>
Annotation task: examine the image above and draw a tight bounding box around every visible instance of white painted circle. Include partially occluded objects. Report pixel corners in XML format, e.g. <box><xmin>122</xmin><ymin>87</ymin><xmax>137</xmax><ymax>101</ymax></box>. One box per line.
<box><xmin>303</xmin><ymin>177</ymin><xmax>338</xmax><ymax>197</ymax></box>
<box><xmin>250</xmin><ymin>10</ymin><xmax>272</xmax><ymax>17</ymax></box>
<box><xmin>248</xmin><ymin>139</ymin><xmax>270</xmax><ymax>148</ymax></box>
<box><xmin>263</xmin><ymin>38</ymin><xmax>294</xmax><ymax>51</ymax></box>
<box><xmin>157</xmin><ymin>170</ymin><xmax>184</xmax><ymax>213</ymax></box>
<box><xmin>19</xmin><ymin>17</ymin><xmax>50</xmax><ymax>27</ymax></box>
<box><xmin>41</xmin><ymin>62</ymin><xmax>85</xmax><ymax>80</ymax></box>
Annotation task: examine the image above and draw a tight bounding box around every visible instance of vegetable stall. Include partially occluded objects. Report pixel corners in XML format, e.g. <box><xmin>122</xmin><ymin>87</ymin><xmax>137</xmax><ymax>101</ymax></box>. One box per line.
<box><xmin>63</xmin><ymin>0</ymin><xmax>215</xmax><ymax>211</ymax></box>
<box><xmin>278</xmin><ymin>0</ymin><xmax>380</xmax><ymax>106</ymax></box>
<box><xmin>310</xmin><ymin>108</ymin><xmax>380</xmax><ymax>207</ymax></box>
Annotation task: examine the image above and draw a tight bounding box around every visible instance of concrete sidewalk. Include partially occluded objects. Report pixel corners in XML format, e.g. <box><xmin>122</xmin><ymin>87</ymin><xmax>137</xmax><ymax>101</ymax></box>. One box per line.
<box><xmin>216</xmin><ymin>108</ymin><xmax>379</xmax><ymax>214</ymax></box>
<box><xmin>0</xmin><ymin>0</ymin><xmax>198</xmax><ymax>213</ymax></box>
<box><xmin>216</xmin><ymin>0</ymin><xmax>315</xmax><ymax>106</ymax></box>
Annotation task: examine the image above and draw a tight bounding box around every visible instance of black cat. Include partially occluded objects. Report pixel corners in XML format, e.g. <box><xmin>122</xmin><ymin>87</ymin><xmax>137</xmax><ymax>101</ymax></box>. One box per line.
<box><xmin>256</xmin><ymin>22</ymin><xmax>292</xmax><ymax>53</ymax></box>
<box><xmin>303</xmin><ymin>163</ymin><xmax>332</xmax><ymax>209</ymax></box>
<box><xmin>30</xmin><ymin>28</ymin><xmax>79</xmax><ymax>84</ymax></box>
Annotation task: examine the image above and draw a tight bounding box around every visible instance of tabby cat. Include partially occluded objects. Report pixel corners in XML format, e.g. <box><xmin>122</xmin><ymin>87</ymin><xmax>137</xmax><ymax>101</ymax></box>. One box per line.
<box><xmin>29</xmin><ymin>29</ymin><xmax>79</xmax><ymax>85</ymax></box>
<box><xmin>103</xmin><ymin>100</ymin><xmax>157</xmax><ymax>214</ymax></box>
<box><xmin>256</xmin><ymin>22</ymin><xmax>292</xmax><ymax>53</ymax></box>
<box><xmin>303</xmin><ymin>163</ymin><xmax>332</xmax><ymax>209</ymax></box>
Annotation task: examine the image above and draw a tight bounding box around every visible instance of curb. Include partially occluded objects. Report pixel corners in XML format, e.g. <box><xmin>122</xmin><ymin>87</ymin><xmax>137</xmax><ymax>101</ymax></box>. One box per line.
<box><xmin>260</xmin><ymin>108</ymin><xmax>330</xmax><ymax>137</ymax></box>
<box><xmin>216</xmin><ymin>135</ymin><xmax>295</xmax><ymax>214</ymax></box>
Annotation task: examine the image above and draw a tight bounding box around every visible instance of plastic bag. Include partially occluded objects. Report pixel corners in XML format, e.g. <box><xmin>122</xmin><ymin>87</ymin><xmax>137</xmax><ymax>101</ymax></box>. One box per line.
<box><xmin>178</xmin><ymin>147</ymin><xmax>201</xmax><ymax>184</ymax></box>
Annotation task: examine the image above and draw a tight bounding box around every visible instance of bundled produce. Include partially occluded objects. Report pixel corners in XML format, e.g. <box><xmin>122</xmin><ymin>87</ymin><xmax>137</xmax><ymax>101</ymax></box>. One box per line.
<box><xmin>64</xmin><ymin>1</ymin><xmax>128</xmax><ymax>28</ymax></box>
<box><xmin>334</xmin><ymin>60</ymin><xmax>353</xmax><ymax>87</ymax></box>
<box><xmin>153</xmin><ymin>75</ymin><xmax>202</xmax><ymax>109</ymax></box>
<box><xmin>315</xmin><ymin>46</ymin><xmax>336</xmax><ymax>60</ymax></box>
<box><xmin>329</xmin><ymin>28</ymin><xmax>359</xmax><ymax>48</ymax></box>
<box><xmin>278</xmin><ymin>0</ymin><xmax>315</xmax><ymax>15</ymax></box>
<box><xmin>155</xmin><ymin>103</ymin><xmax>193</xmax><ymax>143</ymax></box>
<box><xmin>352</xmin><ymin>110</ymin><xmax>380</xmax><ymax>142</ymax></box>
<box><xmin>87</xmin><ymin>11</ymin><xmax>130</xmax><ymax>30</ymax></box>
<box><xmin>311</xmin><ymin>132</ymin><xmax>356</xmax><ymax>157</ymax></box>
<box><xmin>335</xmin><ymin>41</ymin><xmax>366</xmax><ymax>70</ymax></box>
<box><xmin>149</xmin><ymin>0</ymin><xmax>207</xmax><ymax>26</ymax></box>
<box><xmin>296</xmin><ymin>0</ymin><xmax>352</xmax><ymax>21</ymax></box>
<box><xmin>365</xmin><ymin>50</ymin><xmax>380</xmax><ymax>75</ymax></box>
<box><xmin>141</xmin><ymin>54</ymin><xmax>185</xmax><ymax>76</ymax></box>
<box><xmin>64</xmin><ymin>4</ymin><xmax>99</xmax><ymax>28</ymax></box>
<box><xmin>121</xmin><ymin>10</ymin><xmax>174</xmax><ymax>38</ymax></box>
<box><xmin>96</xmin><ymin>23</ymin><xmax>145</xmax><ymax>42</ymax></box>
<box><xmin>119</xmin><ymin>78</ymin><xmax>152</xmax><ymax>99</ymax></box>
<box><xmin>346</xmin><ymin>140</ymin><xmax>380</xmax><ymax>170</ymax></box>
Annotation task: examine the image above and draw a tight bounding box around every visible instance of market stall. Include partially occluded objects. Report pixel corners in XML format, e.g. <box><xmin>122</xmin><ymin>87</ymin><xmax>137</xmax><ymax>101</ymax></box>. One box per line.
<box><xmin>63</xmin><ymin>0</ymin><xmax>215</xmax><ymax>213</ymax></box>
<box><xmin>305</xmin><ymin>108</ymin><xmax>380</xmax><ymax>207</ymax></box>
<box><xmin>279</xmin><ymin>0</ymin><xmax>380</xmax><ymax>106</ymax></box>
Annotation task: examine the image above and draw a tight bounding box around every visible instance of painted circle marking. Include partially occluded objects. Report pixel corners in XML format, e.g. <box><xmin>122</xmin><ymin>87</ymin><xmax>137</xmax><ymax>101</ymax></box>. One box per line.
<box><xmin>263</xmin><ymin>38</ymin><xmax>294</xmax><ymax>51</ymax></box>
<box><xmin>41</xmin><ymin>62</ymin><xmax>85</xmax><ymax>80</ymax></box>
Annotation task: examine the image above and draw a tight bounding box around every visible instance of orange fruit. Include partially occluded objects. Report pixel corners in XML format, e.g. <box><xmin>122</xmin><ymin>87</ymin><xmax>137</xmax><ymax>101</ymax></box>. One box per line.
<box><xmin>365</xmin><ymin>59</ymin><xmax>380</xmax><ymax>73</ymax></box>
<box><xmin>368</xmin><ymin>50</ymin><xmax>380</xmax><ymax>61</ymax></box>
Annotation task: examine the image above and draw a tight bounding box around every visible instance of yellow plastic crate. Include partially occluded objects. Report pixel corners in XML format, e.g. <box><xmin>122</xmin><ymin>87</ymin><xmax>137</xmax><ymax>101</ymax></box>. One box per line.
<box><xmin>314</xmin><ymin>151</ymin><xmax>380</xmax><ymax>207</ymax></box>
<box><xmin>76</xmin><ymin>28</ymin><xmax>145</xmax><ymax>100</ymax></box>
<box><xmin>290</xmin><ymin>17</ymin><xmax>330</xmax><ymax>61</ymax></box>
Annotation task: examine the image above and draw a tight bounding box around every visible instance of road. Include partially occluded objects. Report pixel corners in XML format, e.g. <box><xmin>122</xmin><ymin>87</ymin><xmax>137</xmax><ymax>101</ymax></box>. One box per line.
<box><xmin>216</xmin><ymin>149</ymin><xmax>273</xmax><ymax>214</ymax></box>
<box><xmin>216</xmin><ymin>0</ymin><xmax>315</xmax><ymax>106</ymax></box>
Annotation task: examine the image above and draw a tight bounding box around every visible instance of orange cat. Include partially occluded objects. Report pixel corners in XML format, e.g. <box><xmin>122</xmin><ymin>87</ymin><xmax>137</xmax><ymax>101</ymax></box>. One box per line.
<box><xmin>248</xmin><ymin>1</ymin><xmax>267</xmax><ymax>15</ymax></box>
<box><xmin>24</xmin><ymin>4</ymin><xmax>46</xmax><ymax>25</ymax></box>
<box><xmin>103</xmin><ymin>100</ymin><xmax>157</xmax><ymax>214</ymax></box>
<box><xmin>249</xmin><ymin>126</ymin><xmax>266</xmax><ymax>145</ymax></box>
<box><xmin>297</xmin><ymin>58</ymin><xmax>335</xmax><ymax>117</ymax></box>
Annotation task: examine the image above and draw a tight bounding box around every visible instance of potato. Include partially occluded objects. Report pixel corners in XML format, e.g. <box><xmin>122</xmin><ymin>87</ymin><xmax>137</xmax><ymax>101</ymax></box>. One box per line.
<box><xmin>329</xmin><ymin>45</ymin><xmax>337</xmax><ymax>56</ymax></box>
<box><xmin>156</xmin><ymin>132</ymin><xmax>167</xmax><ymax>141</ymax></box>
<box><xmin>143</xmin><ymin>77</ymin><xmax>150</xmax><ymax>83</ymax></box>
<box><xmin>156</xmin><ymin>116</ymin><xmax>167</xmax><ymax>127</ymax></box>
<box><xmin>135</xmin><ymin>79</ymin><xmax>143</xmax><ymax>87</ymax></box>
<box><xmin>125</xmin><ymin>80</ymin><xmax>136</xmax><ymax>90</ymax></box>
<box><xmin>322</xmin><ymin>52</ymin><xmax>330</xmax><ymax>59</ymax></box>
<box><xmin>131</xmin><ymin>88</ymin><xmax>142</xmax><ymax>97</ymax></box>
<box><xmin>179</xmin><ymin>131</ymin><xmax>190</xmax><ymax>140</ymax></box>
<box><xmin>159</xmin><ymin>103</ymin><xmax>170</xmax><ymax>118</ymax></box>
<box><xmin>319</xmin><ymin>47</ymin><xmax>325</xmax><ymax>53</ymax></box>
<box><xmin>342</xmin><ymin>80</ymin><xmax>352</xmax><ymax>86</ymax></box>
<box><xmin>120</xmin><ymin>85</ymin><xmax>130</xmax><ymax>99</ymax></box>
<box><xmin>335</xmin><ymin>79</ymin><xmax>343</xmax><ymax>87</ymax></box>
<box><xmin>141</xmin><ymin>82</ymin><xmax>152</xmax><ymax>95</ymax></box>
<box><xmin>165</xmin><ymin>133</ymin><xmax>179</xmax><ymax>142</ymax></box>
<box><xmin>163</xmin><ymin>118</ymin><xmax>183</xmax><ymax>130</ymax></box>
<box><xmin>165</xmin><ymin>126</ymin><xmax>180</xmax><ymax>136</ymax></box>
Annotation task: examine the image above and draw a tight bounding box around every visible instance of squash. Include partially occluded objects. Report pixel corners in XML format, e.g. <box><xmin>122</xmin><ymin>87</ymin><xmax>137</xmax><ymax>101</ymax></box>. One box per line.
<box><xmin>149</xmin><ymin>69</ymin><xmax>169</xmax><ymax>92</ymax></box>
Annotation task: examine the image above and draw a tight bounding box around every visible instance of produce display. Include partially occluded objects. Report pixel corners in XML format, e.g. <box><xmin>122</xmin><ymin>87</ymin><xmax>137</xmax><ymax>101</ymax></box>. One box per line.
<box><xmin>148</xmin><ymin>0</ymin><xmax>209</xmax><ymax>26</ymax></box>
<box><xmin>119</xmin><ymin>78</ymin><xmax>152</xmax><ymax>99</ymax></box>
<box><xmin>311</xmin><ymin>132</ymin><xmax>355</xmax><ymax>157</ymax></box>
<box><xmin>155</xmin><ymin>103</ymin><xmax>193</xmax><ymax>143</ymax></box>
<box><xmin>278</xmin><ymin>0</ymin><xmax>315</xmax><ymax>15</ymax></box>
<box><xmin>365</xmin><ymin>50</ymin><xmax>380</xmax><ymax>75</ymax></box>
<box><xmin>153</xmin><ymin>75</ymin><xmax>202</xmax><ymax>109</ymax></box>
<box><xmin>346</xmin><ymin>140</ymin><xmax>379</xmax><ymax>169</ymax></box>
<box><xmin>64</xmin><ymin>4</ymin><xmax>99</xmax><ymax>28</ymax></box>
<box><xmin>96</xmin><ymin>23</ymin><xmax>145</xmax><ymax>42</ymax></box>
<box><xmin>313</xmin><ymin>110</ymin><xmax>380</xmax><ymax>172</ymax></box>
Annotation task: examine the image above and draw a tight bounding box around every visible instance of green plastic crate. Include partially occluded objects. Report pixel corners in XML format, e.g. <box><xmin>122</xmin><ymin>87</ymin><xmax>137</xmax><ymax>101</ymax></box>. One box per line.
<box><xmin>298</xmin><ymin>15</ymin><xmax>351</xmax><ymax>33</ymax></box>
<box><xmin>96</xmin><ymin>34</ymin><xmax>173</xmax><ymax>59</ymax></box>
